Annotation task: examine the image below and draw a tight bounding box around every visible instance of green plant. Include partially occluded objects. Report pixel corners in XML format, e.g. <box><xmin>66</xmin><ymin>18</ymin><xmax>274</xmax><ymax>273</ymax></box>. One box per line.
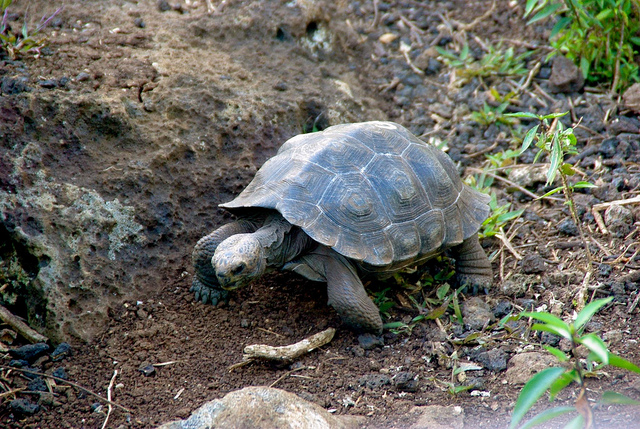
<box><xmin>510</xmin><ymin>297</ymin><xmax>640</xmax><ymax>428</ymax></box>
<box><xmin>506</xmin><ymin>111</ymin><xmax>595</xmax><ymax>280</ymax></box>
<box><xmin>524</xmin><ymin>0</ymin><xmax>640</xmax><ymax>91</ymax></box>
<box><xmin>0</xmin><ymin>1</ymin><xmax>62</xmax><ymax>60</ymax></box>
<box><xmin>436</xmin><ymin>42</ymin><xmax>534</xmax><ymax>82</ymax></box>
<box><xmin>466</xmin><ymin>172</ymin><xmax>524</xmax><ymax>238</ymax></box>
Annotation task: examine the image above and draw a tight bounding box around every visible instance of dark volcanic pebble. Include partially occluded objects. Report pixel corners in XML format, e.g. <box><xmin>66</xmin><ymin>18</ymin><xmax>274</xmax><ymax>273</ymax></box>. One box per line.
<box><xmin>10</xmin><ymin>398</ymin><xmax>40</xmax><ymax>415</ymax></box>
<box><xmin>51</xmin><ymin>342</ymin><xmax>72</xmax><ymax>361</ymax></box>
<box><xmin>393</xmin><ymin>371</ymin><xmax>419</xmax><ymax>392</ymax></box>
<box><xmin>358</xmin><ymin>333</ymin><xmax>384</xmax><ymax>350</ymax></box>
<box><xmin>52</xmin><ymin>367</ymin><xmax>68</xmax><ymax>380</ymax></box>
<box><xmin>9</xmin><ymin>343</ymin><xmax>50</xmax><ymax>362</ymax></box>
<box><xmin>27</xmin><ymin>377</ymin><xmax>48</xmax><ymax>392</ymax></box>
<box><xmin>557</xmin><ymin>218</ymin><xmax>578</xmax><ymax>236</ymax></box>
<box><xmin>139</xmin><ymin>364</ymin><xmax>156</xmax><ymax>377</ymax></box>
<box><xmin>474</xmin><ymin>348</ymin><xmax>507</xmax><ymax>372</ymax></box>
<box><xmin>9</xmin><ymin>359</ymin><xmax>29</xmax><ymax>368</ymax></box>
<box><xmin>521</xmin><ymin>254</ymin><xmax>546</xmax><ymax>274</ymax></box>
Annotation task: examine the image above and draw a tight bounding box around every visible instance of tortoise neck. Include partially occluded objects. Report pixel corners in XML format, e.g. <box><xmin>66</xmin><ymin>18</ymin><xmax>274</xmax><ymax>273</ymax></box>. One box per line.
<box><xmin>254</xmin><ymin>213</ymin><xmax>314</xmax><ymax>267</ymax></box>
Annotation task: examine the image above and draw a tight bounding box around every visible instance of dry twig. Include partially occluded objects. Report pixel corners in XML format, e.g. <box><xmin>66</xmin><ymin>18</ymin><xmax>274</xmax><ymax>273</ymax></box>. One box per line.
<box><xmin>243</xmin><ymin>328</ymin><xmax>335</xmax><ymax>363</ymax></box>
<box><xmin>0</xmin><ymin>367</ymin><xmax>131</xmax><ymax>412</ymax></box>
<box><xmin>0</xmin><ymin>304</ymin><xmax>48</xmax><ymax>344</ymax></box>
<box><xmin>100</xmin><ymin>370</ymin><xmax>118</xmax><ymax>429</ymax></box>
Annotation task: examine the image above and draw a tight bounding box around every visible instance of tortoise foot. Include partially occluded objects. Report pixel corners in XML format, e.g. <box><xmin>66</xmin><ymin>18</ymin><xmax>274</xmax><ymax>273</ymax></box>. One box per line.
<box><xmin>191</xmin><ymin>278</ymin><xmax>229</xmax><ymax>306</ymax></box>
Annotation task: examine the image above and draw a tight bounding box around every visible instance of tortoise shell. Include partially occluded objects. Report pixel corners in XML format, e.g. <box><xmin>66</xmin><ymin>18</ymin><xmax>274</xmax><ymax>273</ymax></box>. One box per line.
<box><xmin>221</xmin><ymin>121</ymin><xmax>490</xmax><ymax>269</ymax></box>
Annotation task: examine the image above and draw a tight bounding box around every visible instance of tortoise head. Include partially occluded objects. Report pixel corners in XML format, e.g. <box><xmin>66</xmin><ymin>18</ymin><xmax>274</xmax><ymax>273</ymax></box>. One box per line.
<box><xmin>213</xmin><ymin>233</ymin><xmax>267</xmax><ymax>290</ymax></box>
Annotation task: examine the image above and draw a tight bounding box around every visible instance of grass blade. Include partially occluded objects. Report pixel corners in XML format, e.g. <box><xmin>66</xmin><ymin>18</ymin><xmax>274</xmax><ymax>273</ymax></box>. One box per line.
<box><xmin>599</xmin><ymin>391</ymin><xmax>640</xmax><ymax>405</ymax></box>
<box><xmin>574</xmin><ymin>297</ymin><xmax>613</xmax><ymax>331</ymax></box>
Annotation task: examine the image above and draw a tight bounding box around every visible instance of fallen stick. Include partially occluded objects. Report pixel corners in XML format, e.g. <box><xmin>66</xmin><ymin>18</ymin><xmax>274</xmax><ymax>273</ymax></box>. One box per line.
<box><xmin>229</xmin><ymin>328</ymin><xmax>336</xmax><ymax>370</ymax></box>
<box><xmin>101</xmin><ymin>369</ymin><xmax>118</xmax><ymax>429</ymax></box>
<box><xmin>0</xmin><ymin>304</ymin><xmax>48</xmax><ymax>344</ymax></box>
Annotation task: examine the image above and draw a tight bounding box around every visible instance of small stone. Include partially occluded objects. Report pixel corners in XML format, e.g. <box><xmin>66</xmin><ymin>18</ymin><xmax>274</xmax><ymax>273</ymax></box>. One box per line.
<box><xmin>599</xmin><ymin>263</ymin><xmax>612</xmax><ymax>277</ymax></box>
<box><xmin>548</xmin><ymin>55</ymin><xmax>584</xmax><ymax>93</ymax></box>
<box><xmin>240</xmin><ymin>319</ymin><xmax>250</xmax><ymax>328</ymax></box>
<box><xmin>409</xmin><ymin>405</ymin><xmax>465</xmax><ymax>429</ymax></box>
<box><xmin>599</xmin><ymin>138</ymin><xmax>619</xmax><ymax>158</ymax></box>
<box><xmin>623</xmin><ymin>82</ymin><xmax>640</xmax><ymax>114</ymax></box>
<box><xmin>51</xmin><ymin>342</ymin><xmax>72</xmax><ymax>361</ymax></box>
<box><xmin>359</xmin><ymin>374</ymin><xmax>391</xmax><ymax>389</ymax></box>
<box><xmin>52</xmin><ymin>367</ymin><xmax>67</xmax><ymax>380</ymax></box>
<box><xmin>157</xmin><ymin>0</ymin><xmax>171</xmax><ymax>11</ymax></box>
<box><xmin>604</xmin><ymin>204</ymin><xmax>633</xmax><ymax>238</ymax></box>
<box><xmin>139</xmin><ymin>364</ymin><xmax>156</xmax><ymax>377</ymax></box>
<box><xmin>393</xmin><ymin>371</ymin><xmax>419</xmax><ymax>392</ymax></box>
<box><xmin>58</xmin><ymin>77</ymin><xmax>69</xmax><ymax>87</ymax></box>
<box><xmin>9</xmin><ymin>343</ymin><xmax>50</xmax><ymax>362</ymax></box>
<box><xmin>27</xmin><ymin>377</ymin><xmax>48</xmax><ymax>392</ymax></box>
<box><xmin>351</xmin><ymin>346</ymin><xmax>365</xmax><ymax>357</ymax></box>
<box><xmin>505</xmin><ymin>352</ymin><xmax>558</xmax><ymax>385</ymax></box>
<box><xmin>540</xmin><ymin>331</ymin><xmax>561</xmax><ymax>346</ymax></box>
<box><xmin>462</xmin><ymin>297</ymin><xmax>495</xmax><ymax>331</ymax></box>
<box><xmin>38</xmin><ymin>79</ymin><xmax>57</xmax><ymax>89</ymax></box>
<box><xmin>10</xmin><ymin>398</ymin><xmax>40</xmax><ymax>415</ymax></box>
<box><xmin>9</xmin><ymin>359</ymin><xmax>29</xmax><ymax>368</ymax></box>
<box><xmin>76</xmin><ymin>72</ymin><xmax>91</xmax><ymax>82</ymax></box>
<box><xmin>474</xmin><ymin>348</ymin><xmax>507</xmax><ymax>372</ymax></box>
<box><xmin>273</xmin><ymin>82</ymin><xmax>288</xmax><ymax>91</ymax></box>
<box><xmin>134</xmin><ymin>18</ymin><xmax>145</xmax><ymax>28</ymax></box>
<box><xmin>521</xmin><ymin>254</ymin><xmax>546</xmax><ymax>274</ymax></box>
<box><xmin>557</xmin><ymin>218</ymin><xmax>578</xmax><ymax>236</ymax></box>
<box><xmin>492</xmin><ymin>301</ymin><xmax>512</xmax><ymax>318</ymax></box>
<box><xmin>358</xmin><ymin>333</ymin><xmax>384</xmax><ymax>350</ymax></box>
<box><xmin>91</xmin><ymin>402</ymin><xmax>104</xmax><ymax>412</ymax></box>
<box><xmin>38</xmin><ymin>392</ymin><xmax>56</xmax><ymax>406</ymax></box>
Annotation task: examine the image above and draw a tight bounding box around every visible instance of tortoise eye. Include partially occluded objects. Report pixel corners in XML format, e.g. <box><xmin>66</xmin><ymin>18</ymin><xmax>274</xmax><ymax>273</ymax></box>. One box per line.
<box><xmin>232</xmin><ymin>263</ymin><xmax>246</xmax><ymax>275</ymax></box>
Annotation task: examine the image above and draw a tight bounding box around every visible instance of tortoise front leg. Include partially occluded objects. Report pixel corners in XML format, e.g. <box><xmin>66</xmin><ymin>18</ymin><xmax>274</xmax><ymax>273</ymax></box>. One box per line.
<box><xmin>192</xmin><ymin>220</ymin><xmax>259</xmax><ymax>305</ymax></box>
<box><xmin>451</xmin><ymin>233</ymin><xmax>493</xmax><ymax>293</ymax></box>
<box><xmin>320</xmin><ymin>249</ymin><xmax>383</xmax><ymax>335</ymax></box>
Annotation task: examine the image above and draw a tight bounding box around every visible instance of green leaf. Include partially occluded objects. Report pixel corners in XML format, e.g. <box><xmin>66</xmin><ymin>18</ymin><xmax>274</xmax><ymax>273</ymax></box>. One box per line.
<box><xmin>452</xmin><ymin>291</ymin><xmax>463</xmax><ymax>325</ymax></box>
<box><xmin>600</xmin><ymin>391</ymin><xmax>640</xmax><ymax>405</ymax></box>
<box><xmin>550</xmin><ymin>371</ymin><xmax>578</xmax><ymax>399</ymax></box>
<box><xmin>540</xmin><ymin>112</ymin><xmax>569</xmax><ymax>120</ymax></box>
<box><xmin>595</xmin><ymin>9</ymin><xmax>614</xmax><ymax>21</ymax></box>
<box><xmin>574</xmin><ymin>297</ymin><xmax>613</xmax><ymax>331</ymax></box>
<box><xmin>460</xmin><ymin>43</ymin><xmax>469</xmax><ymax>61</ymax></box>
<box><xmin>560</xmin><ymin>163</ymin><xmax>576</xmax><ymax>175</ymax></box>
<box><xmin>527</xmin><ymin>3</ymin><xmax>562</xmax><ymax>24</ymax></box>
<box><xmin>0</xmin><ymin>0</ymin><xmax>12</xmax><ymax>10</ymax></box>
<box><xmin>580</xmin><ymin>56</ymin><xmax>590</xmax><ymax>79</ymax></box>
<box><xmin>608</xmin><ymin>352</ymin><xmax>640</xmax><ymax>373</ymax></box>
<box><xmin>579</xmin><ymin>333</ymin><xmax>609</xmax><ymax>365</ymax></box>
<box><xmin>523</xmin><ymin>312</ymin><xmax>572</xmax><ymax>339</ymax></box>
<box><xmin>543</xmin><ymin>345</ymin><xmax>568</xmax><ymax>362</ymax></box>
<box><xmin>509</xmin><ymin>367</ymin><xmax>566</xmax><ymax>429</ymax></box>
<box><xmin>547</xmin><ymin>135</ymin><xmax>562</xmax><ymax>185</ymax></box>
<box><xmin>550</xmin><ymin>16</ymin><xmax>572</xmax><ymax>39</ymax></box>
<box><xmin>537</xmin><ymin>186</ymin><xmax>564</xmax><ymax>199</ymax></box>
<box><xmin>572</xmin><ymin>181</ymin><xmax>596</xmax><ymax>189</ymax></box>
<box><xmin>630</xmin><ymin>36</ymin><xmax>640</xmax><ymax>46</ymax></box>
<box><xmin>564</xmin><ymin>414</ymin><xmax>585</xmax><ymax>429</ymax></box>
<box><xmin>519</xmin><ymin>406</ymin><xmax>576</xmax><ymax>429</ymax></box>
<box><xmin>524</xmin><ymin>0</ymin><xmax>541</xmax><ymax>17</ymax></box>
<box><xmin>383</xmin><ymin>321</ymin><xmax>407</xmax><ymax>329</ymax></box>
<box><xmin>532</xmin><ymin>323</ymin><xmax>574</xmax><ymax>340</ymax></box>
<box><xmin>505</xmin><ymin>112</ymin><xmax>540</xmax><ymax>119</ymax></box>
<box><xmin>436</xmin><ymin>283</ymin><xmax>450</xmax><ymax>300</ymax></box>
<box><xmin>520</xmin><ymin>125</ymin><xmax>540</xmax><ymax>153</ymax></box>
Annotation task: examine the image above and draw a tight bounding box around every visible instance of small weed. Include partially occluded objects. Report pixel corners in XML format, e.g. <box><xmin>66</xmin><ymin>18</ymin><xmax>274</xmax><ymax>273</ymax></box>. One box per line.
<box><xmin>506</xmin><ymin>111</ymin><xmax>596</xmax><ymax>289</ymax></box>
<box><xmin>510</xmin><ymin>297</ymin><xmax>640</xmax><ymax>428</ymax></box>
<box><xmin>436</xmin><ymin>42</ymin><xmax>534</xmax><ymax>84</ymax></box>
<box><xmin>524</xmin><ymin>0</ymin><xmax>640</xmax><ymax>91</ymax></box>
<box><xmin>0</xmin><ymin>1</ymin><xmax>63</xmax><ymax>60</ymax></box>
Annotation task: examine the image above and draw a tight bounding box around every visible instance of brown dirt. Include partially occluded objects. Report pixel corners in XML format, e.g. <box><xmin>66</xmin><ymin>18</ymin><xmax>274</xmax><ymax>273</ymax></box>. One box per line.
<box><xmin>1</xmin><ymin>1</ymin><xmax>640</xmax><ymax>428</ymax></box>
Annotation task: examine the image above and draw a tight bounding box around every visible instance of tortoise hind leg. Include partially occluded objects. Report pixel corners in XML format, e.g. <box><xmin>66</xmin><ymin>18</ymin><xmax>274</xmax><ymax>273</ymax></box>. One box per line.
<box><xmin>451</xmin><ymin>233</ymin><xmax>493</xmax><ymax>293</ymax></box>
<box><xmin>192</xmin><ymin>220</ymin><xmax>259</xmax><ymax>305</ymax></box>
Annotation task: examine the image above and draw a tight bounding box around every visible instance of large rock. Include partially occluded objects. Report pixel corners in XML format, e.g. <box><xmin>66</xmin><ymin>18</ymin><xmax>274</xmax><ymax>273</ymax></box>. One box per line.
<box><xmin>0</xmin><ymin>0</ymin><xmax>385</xmax><ymax>342</ymax></box>
<box><xmin>157</xmin><ymin>386</ymin><xmax>359</xmax><ymax>429</ymax></box>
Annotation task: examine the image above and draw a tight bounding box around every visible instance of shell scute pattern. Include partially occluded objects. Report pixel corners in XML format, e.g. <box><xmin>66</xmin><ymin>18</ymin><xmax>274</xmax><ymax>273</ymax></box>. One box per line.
<box><xmin>222</xmin><ymin>121</ymin><xmax>488</xmax><ymax>268</ymax></box>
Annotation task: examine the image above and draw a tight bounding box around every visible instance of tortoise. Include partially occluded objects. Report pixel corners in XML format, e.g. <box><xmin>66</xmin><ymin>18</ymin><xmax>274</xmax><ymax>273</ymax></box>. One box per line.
<box><xmin>191</xmin><ymin>121</ymin><xmax>492</xmax><ymax>334</ymax></box>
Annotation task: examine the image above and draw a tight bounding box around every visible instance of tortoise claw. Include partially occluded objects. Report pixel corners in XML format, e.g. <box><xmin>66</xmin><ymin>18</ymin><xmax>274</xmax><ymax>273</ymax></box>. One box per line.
<box><xmin>191</xmin><ymin>278</ymin><xmax>228</xmax><ymax>306</ymax></box>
